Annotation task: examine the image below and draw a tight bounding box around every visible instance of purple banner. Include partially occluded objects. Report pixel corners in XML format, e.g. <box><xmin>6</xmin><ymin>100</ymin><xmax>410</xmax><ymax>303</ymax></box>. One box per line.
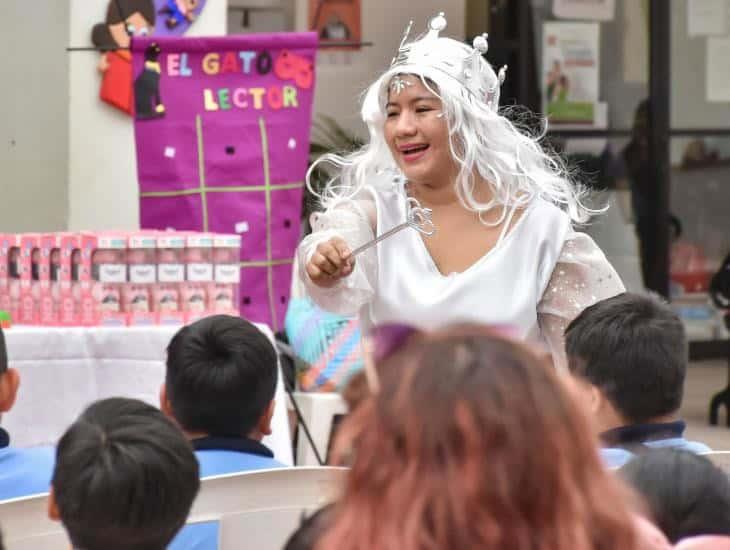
<box><xmin>132</xmin><ymin>34</ymin><xmax>317</xmax><ymax>330</ymax></box>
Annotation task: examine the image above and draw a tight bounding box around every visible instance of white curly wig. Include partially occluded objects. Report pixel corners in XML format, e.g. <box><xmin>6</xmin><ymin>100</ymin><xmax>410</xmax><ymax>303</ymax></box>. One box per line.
<box><xmin>307</xmin><ymin>13</ymin><xmax>593</xmax><ymax>225</ymax></box>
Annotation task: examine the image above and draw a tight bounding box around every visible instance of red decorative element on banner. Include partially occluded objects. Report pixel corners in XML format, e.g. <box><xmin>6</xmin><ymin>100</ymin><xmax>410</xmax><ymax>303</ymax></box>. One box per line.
<box><xmin>275</xmin><ymin>50</ymin><xmax>314</xmax><ymax>89</ymax></box>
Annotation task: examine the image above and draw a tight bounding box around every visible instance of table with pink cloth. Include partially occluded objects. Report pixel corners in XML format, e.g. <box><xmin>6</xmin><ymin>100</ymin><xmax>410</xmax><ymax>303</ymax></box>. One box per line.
<box><xmin>1</xmin><ymin>324</ymin><xmax>293</xmax><ymax>465</ymax></box>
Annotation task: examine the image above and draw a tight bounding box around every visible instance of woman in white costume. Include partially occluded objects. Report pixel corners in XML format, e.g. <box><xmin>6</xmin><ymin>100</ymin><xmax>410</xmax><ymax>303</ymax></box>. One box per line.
<box><xmin>298</xmin><ymin>13</ymin><xmax>624</xmax><ymax>368</ymax></box>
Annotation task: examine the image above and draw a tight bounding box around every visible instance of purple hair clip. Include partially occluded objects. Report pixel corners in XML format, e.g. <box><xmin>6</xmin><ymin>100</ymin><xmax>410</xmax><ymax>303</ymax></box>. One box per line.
<box><xmin>369</xmin><ymin>323</ymin><xmax>418</xmax><ymax>363</ymax></box>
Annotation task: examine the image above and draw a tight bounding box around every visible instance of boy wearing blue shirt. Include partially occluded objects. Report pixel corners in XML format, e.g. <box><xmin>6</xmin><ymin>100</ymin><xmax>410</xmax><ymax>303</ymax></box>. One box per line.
<box><xmin>161</xmin><ymin>315</ymin><xmax>284</xmax><ymax>477</ymax></box>
<box><xmin>49</xmin><ymin>398</ymin><xmax>200</xmax><ymax>550</ymax></box>
<box><xmin>565</xmin><ymin>293</ymin><xmax>710</xmax><ymax>468</ymax></box>
<box><xmin>0</xmin><ymin>327</ymin><xmax>55</xmax><ymax>500</ymax></box>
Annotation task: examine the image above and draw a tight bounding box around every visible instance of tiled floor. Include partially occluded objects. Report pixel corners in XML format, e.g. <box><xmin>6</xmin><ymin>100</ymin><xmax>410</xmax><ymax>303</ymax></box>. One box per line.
<box><xmin>683</xmin><ymin>360</ymin><xmax>730</xmax><ymax>450</ymax></box>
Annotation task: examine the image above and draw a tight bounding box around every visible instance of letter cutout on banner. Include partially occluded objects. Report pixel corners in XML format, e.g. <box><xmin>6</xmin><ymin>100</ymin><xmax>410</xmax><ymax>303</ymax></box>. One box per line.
<box><xmin>132</xmin><ymin>34</ymin><xmax>317</xmax><ymax>330</ymax></box>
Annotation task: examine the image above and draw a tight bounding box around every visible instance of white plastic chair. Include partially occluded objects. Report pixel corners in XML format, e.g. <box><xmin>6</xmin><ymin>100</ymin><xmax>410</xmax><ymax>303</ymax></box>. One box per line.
<box><xmin>0</xmin><ymin>467</ymin><xmax>347</xmax><ymax>550</ymax></box>
<box><xmin>0</xmin><ymin>492</ymin><xmax>65</xmax><ymax>550</ymax></box>
<box><xmin>185</xmin><ymin>466</ymin><xmax>346</xmax><ymax>549</ymax></box>
<box><xmin>291</xmin><ymin>392</ymin><xmax>348</xmax><ymax>466</ymax></box>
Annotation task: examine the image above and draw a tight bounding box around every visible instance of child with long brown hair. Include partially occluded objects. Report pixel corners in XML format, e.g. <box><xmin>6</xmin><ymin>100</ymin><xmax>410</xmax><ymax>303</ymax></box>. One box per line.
<box><xmin>317</xmin><ymin>326</ymin><xmax>656</xmax><ymax>550</ymax></box>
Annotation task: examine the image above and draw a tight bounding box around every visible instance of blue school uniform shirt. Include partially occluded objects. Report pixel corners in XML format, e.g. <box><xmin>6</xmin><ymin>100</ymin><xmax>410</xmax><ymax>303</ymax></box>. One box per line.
<box><xmin>169</xmin><ymin>436</ymin><xmax>284</xmax><ymax>550</ymax></box>
<box><xmin>600</xmin><ymin>420</ymin><xmax>711</xmax><ymax>469</ymax></box>
<box><xmin>0</xmin><ymin>427</ymin><xmax>55</xmax><ymax>500</ymax></box>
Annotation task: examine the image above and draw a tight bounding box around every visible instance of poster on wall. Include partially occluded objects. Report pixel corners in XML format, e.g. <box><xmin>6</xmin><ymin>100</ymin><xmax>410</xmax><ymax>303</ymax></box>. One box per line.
<box><xmin>131</xmin><ymin>34</ymin><xmax>317</xmax><ymax>330</ymax></box>
<box><xmin>309</xmin><ymin>0</ymin><xmax>361</xmax><ymax>49</ymax></box>
<box><xmin>91</xmin><ymin>0</ymin><xmax>209</xmax><ymax>116</ymax></box>
<box><xmin>542</xmin><ymin>22</ymin><xmax>600</xmax><ymax>123</ymax></box>
<box><xmin>553</xmin><ymin>0</ymin><xmax>615</xmax><ymax>21</ymax></box>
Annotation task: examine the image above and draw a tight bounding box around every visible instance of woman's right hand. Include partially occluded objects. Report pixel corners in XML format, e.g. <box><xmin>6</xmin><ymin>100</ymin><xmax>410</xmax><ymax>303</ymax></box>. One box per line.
<box><xmin>305</xmin><ymin>237</ymin><xmax>355</xmax><ymax>288</ymax></box>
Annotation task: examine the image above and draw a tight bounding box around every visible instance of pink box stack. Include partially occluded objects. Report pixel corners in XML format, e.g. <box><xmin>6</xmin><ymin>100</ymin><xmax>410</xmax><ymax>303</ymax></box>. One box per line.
<box><xmin>0</xmin><ymin>231</ymin><xmax>241</xmax><ymax>327</ymax></box>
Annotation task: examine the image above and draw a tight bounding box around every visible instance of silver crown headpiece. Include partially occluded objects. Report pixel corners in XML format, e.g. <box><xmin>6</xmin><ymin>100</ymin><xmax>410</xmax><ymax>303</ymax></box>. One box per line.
<box><xmin>386</xmin><ymin>12</ymin><xmax>507</xmax><ymax>111</ymax></box>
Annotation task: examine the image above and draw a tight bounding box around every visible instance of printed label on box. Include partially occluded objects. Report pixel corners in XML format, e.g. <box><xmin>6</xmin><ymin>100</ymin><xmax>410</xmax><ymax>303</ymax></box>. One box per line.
<box><xmin>97</xmin><ymin>264</ymin><xmax>127</xmax><ymax>283</ymax></box>
<box><xmin>215</xmin><ymin>265</ymin><xmax>241</xmax><ymax>283</ymax></box>
<box><xmin>187</xmin><ymin>263</ymin><xmax>213</xmax><ymax>282</ymax></box>
<box><xmin>129</xmin><ymin>264</ymin><xmax>156</xmax><ymax>284</ymax></box>
<box><xmin>158</xmin><ymin>264</ymin><xmax>185</xmax><ymax>282</ymax></box>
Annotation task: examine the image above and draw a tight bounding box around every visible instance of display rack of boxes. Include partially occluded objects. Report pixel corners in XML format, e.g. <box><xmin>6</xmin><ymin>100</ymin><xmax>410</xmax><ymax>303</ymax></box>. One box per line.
<box><xmin>0</xmin><ymin>231</ymin><xmax>241</xmax><ymax>327</ymax></box>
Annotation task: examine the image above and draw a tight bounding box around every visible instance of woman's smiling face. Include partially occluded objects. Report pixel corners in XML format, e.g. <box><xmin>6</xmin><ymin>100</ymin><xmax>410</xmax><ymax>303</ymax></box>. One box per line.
<box><xmin>384</xmin><ymin>75</ymin><xmax>457</xmax><ymax>187</ymax></box>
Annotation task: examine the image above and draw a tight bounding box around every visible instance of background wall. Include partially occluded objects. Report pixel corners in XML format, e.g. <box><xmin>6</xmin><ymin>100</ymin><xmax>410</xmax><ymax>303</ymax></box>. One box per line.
<box><xmin>0</xmin><ymin>2</ymin><xmax>70</xmax><ymax>232</ymax></box>
<box><xmin>68</xmin><ymin>0</ymin><xmax>464</xmax><ymax>230</ymax></box>
<box><xmin>9</xmin><ymin>1</ymin><xmax>721</xmax><ymax>233</ymax></box>
<box><xmin>0</xmin><ymin>1</ymin><xmax>465</xmax><ymax>233</ymax></box>
<box><xmin>67</xmin><ymin>0</ymin><xmax>227</xmax><ymax>231</ymax></box>
<box><xmin>227</xmin><ymin>0</ymin><xmax>296</xmax><ymax>34</ymax></box>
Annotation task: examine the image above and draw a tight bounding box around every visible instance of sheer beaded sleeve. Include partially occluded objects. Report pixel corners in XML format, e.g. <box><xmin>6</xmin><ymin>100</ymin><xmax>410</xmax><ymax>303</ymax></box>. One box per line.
<box><xmin>538</xmin><ymin>231</ymin><xmax>626</xmax><ymax>370</ymax></box>
<box><xmin>296</xmin><ymin>195</ymin><xmax>378</xmax><ymax>316</ymax></box>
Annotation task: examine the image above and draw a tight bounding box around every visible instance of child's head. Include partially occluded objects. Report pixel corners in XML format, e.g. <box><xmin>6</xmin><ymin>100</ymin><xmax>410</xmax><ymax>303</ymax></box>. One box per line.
<box><xmin>163</xmin><ymin>314</ymin><xmax>278</xmax><ymax>438</ymax></box>
<box><xmin>321</xmin><ymin>325</ymin><xmax>640</xmax><ymax>550</ymax></box>
<box><xmin>50</xmin><ymin>397</ymin><xmax>199</xmax><ymax>550</ymax></box>
<box><xmin>565</xmin><ymin>292</ymin><xmax>686</xmax><ymax>431</ymax></box>
<box><xmin>620</xmin><ymin>449</ymin><xmax>730</xmax><ymax>543</ymax></box>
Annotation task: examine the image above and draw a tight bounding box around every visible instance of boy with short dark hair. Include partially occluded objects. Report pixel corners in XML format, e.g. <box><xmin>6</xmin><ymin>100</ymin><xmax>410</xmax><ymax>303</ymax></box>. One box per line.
<box><xmin>162</xmin><ymin>314</ymin><xmax>283</xmax><ymax>476</ymax></box>
<box><xmin>565</xmin><ymin>292</ymin><xmax>710</xmax><ymax>468</ymax></box>
<box><xmin>49</xmin><ymin>397</ymin><xmax>200</xmax><ymax>550</ymax></box>
<box><xmin>621</xmin><ymin>449</ymin><xmax>730</xmax><ymax>542</ymax></box>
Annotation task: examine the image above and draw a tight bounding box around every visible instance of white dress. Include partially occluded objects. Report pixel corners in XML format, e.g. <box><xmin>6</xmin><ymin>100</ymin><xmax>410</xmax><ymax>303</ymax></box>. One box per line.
<box><xmin>297</xmin><ymin>180</ymin><xmax>625</xmax><ymax>369</ymax></box>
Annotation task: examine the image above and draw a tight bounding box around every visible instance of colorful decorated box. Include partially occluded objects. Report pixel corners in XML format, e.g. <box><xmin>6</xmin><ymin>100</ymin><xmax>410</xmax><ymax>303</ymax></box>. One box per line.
<box><xmin>37</xmin><ymin>234</ymin><xmax>56</xmax><ymax>325</ymax></box>
<box><xmin>156</xmin><ymin>231</ymin><xmax>186</xmax><ymax>325</ymax></box>
<box><xmin>0</xmin><ymin>231</ymin><xmax>241</xmax><ymax>327</ymax></box>
<box><xmin>88</xmin><ymin>233</ymin><xmax>127</xmax><ymax>327</ymax></box>
<box><xmin>126</xmin><ymin>233</ymin><xmax>158</xmax><ymax>325</ymax></box>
